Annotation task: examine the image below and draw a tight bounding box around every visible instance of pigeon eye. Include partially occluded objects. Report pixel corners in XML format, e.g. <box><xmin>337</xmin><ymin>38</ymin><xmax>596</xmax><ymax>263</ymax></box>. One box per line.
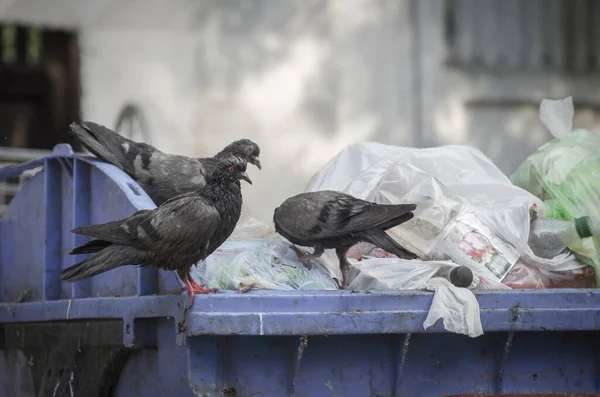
<box><xmin>247</xmin><ymin>146</ymin><xmax>253</xmax><ymax>153</ymax></box>
<box><xmin>228</xmin><ymin>166</ymin><xmax>235</xmax><ymax>173</ymax></box>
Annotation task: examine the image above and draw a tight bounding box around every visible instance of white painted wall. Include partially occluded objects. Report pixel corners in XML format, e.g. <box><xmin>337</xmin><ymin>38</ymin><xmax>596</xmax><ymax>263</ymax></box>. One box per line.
<box><xmin>2</xmin><ymin>0</ymin><xmax>599</xmax><ymax>224</ymax></box>
<box><xmin>185</xmin><ymin>0</ymin><xmax>417</xmax><ymax>223</ymax></box>
<box><xmin>415</xmin><ymin>0</ymin><xmax>600</xmax><ymax>173</ymax></box>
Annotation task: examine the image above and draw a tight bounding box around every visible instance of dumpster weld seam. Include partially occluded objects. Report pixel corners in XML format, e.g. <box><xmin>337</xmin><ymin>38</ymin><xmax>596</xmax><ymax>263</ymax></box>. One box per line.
<box><xmin>290</xmin><ymin>335</ymin><xmax>308</xmax><ymax>397</ymax></box>
<box><xmin>259</xmin><ymin>313</ymin><xmax>264</xmax><ymax>335</ymax></box>
<box><xmin>68</xmin><ymin>370</ymin><xmax>74</xmax><ymax>397</ymax></box>
<box><xmin>66</xmin><ymin>299</ymin><xmax>72</xmax><ymax>320</ymax></box>
<box><xmin>496</xmin><ymin>304</ymin><xmax>519</xmax><ymax>393</ymax></box>
<box><xmin>51</xmin><ymin>380</ymin><xmax>60</xmax><ymax>397</ymax></box>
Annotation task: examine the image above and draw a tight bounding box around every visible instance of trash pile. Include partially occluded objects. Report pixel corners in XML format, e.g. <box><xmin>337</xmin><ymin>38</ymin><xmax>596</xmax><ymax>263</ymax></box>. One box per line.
<box><xmin>192</xmin><ymin>96</ymin><xmax>599</xmax><ymax>338</ymax></box>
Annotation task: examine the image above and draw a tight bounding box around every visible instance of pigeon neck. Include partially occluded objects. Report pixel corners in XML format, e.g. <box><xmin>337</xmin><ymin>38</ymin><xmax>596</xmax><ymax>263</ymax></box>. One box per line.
<box><xmin>202</xmin><ymin>174</ymin><xmax>239</xmax><ymax>194</ymax></box>
<box><xmin>200</xmin><ymin>176</ymin><xmax>243</xmax><ymax>216</ymax></box>
<box><xmin>214</xmin><ymin>147</ymin><xmax>236</xmax><ymax>158</ymax></box>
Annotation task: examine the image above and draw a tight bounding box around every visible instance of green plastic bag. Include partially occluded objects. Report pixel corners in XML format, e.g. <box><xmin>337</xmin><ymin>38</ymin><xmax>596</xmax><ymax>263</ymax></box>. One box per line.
<box><xmin>511</xmin><ymin>97</ymin><xmax>600</xmax><ymax>281</ymax></box>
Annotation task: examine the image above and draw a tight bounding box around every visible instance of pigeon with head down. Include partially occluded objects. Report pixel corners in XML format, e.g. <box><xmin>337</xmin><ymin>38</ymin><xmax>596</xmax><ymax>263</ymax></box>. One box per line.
<box><xmin>60</xmin><ymin>156</ymin><xmax>252</xmax><ymax>305</ymax></box>
<box><xmin>70</xmin><ymin>121</ymin><xmax>261</xmax><ymax>205</ymax></box>
<box><xmin>273</xmin><ymin>190</ymin><xmax>418</xmax><ymax>289</ymax></box>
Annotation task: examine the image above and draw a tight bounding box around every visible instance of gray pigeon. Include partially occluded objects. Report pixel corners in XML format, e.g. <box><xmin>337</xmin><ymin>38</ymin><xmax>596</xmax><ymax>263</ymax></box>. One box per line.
<box><xmin>60</xmin><ymin>156</ymin><xmax>252</xmax><ymax>305</ymax></box>
<box><xmin>70</xmin><ymin>121</ymin><xmax>261</xmax><ymax>205</ymax></box>
<box><xmin>273</xmin><ymin>190</ymin><xmax>418</xmax><ymax>289</ymax></box>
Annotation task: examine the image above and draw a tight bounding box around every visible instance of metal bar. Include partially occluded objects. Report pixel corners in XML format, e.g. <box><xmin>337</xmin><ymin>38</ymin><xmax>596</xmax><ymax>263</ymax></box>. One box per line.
<box><xmin>0</xmin><ymin>295</ymin><xmax>185</xmax><ymax>323</ymax></box>
<box><xmin>185</xmin><ymin>307</ymin><xmax>600</xmax><ymax>336</ymax></box>
<box><xmin>0</xmin><ymin>146</ymin><xmax>52</xmax><ymax>162</ymax></box>
<box><xmin>2</xmin><ymin>290</ymin><xmax>600</xmax><ymax>335</ymax></box>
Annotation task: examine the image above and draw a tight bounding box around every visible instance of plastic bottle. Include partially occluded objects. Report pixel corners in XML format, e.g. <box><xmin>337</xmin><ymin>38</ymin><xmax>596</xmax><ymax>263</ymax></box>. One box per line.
<box><xmin>528</xmin><ymin>216</ymin><xmax>594</xmax><ymax>259</ymax></box>
<box><xmin>434</xmin><ymin>265</ymin><xmax>474</xmax><ymax>288</ymax></box>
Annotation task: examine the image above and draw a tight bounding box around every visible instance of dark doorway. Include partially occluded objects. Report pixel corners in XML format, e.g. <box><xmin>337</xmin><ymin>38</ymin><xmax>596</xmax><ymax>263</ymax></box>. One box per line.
<box><xmin>0</xmin><ymin>24</ymin><xmax>81</xmax><ymax>150</ymax></box>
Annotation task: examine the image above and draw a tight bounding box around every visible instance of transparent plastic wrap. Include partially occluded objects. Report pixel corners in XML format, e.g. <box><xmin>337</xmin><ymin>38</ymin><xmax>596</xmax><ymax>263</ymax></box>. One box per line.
<box><xmin>202</xmin><ymin>247</ymin><xmax>339</xmax><ymax>292</ymax></box>
<box><xmin>305</xmin><ymin>141</ymin><xmax>583</xmax><ymax>279</ymax></box>
<box><xmin>372</xmin><ymin>163</ymin><xmax>521</xmax><ymax>280</ymax></box>
<box><xmin>348</xmin><ymin>259</ymin><xmax>507</xmax><ymax>291</ymax></box>
<box><xmin>511</xmin><ymin>97</ymin><xmax>600</xmax><ymax>282</ymax></box>
<box><xmin>194</xmin><ymin>219</ymin><xmax>338</xmax><ymax>292</ymax></box>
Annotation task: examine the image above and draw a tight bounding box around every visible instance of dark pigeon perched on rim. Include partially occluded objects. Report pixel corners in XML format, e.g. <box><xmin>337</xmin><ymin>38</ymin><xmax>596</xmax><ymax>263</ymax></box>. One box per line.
<box><xmin>60</xmin><ymin>156</ymin><xmax>252</xmax><ymax>305</ymax></box>
<box><xmin>70</xmin><ymin>121</ymin><xmax>261</xmax><ymax>205</ymax></box>
<box><xmin>273</xmin><ymin>190</ymin><xmax>418</xmax><ymax>289</ymax></box>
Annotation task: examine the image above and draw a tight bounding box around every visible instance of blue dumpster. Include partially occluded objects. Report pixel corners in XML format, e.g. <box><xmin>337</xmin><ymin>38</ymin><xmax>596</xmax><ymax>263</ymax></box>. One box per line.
<box><xmin>1</xmin><ymin>145</ymin><xmax>600</xmax><ymax>397</ymax></box>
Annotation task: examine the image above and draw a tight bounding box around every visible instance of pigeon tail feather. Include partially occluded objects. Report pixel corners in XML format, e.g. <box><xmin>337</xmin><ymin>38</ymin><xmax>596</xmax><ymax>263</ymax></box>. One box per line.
<box><xmin>69</xmin><ymin>122</ymin><xmax>140</xmax><ymax>176</ymax></box>
<box><xmin>375</xmin><ymin>207</ymin><xmax>416</xmax><ymax>231</ymax></box>
<box><xmin>70</xmin><ymin>239</ymin><xmax>113</xmax><ymax>255</ymax></box>
<box><xmin>364</xmin><ymin>229</ymin><xmax>417</xmax><ymax>260</ymax></box>
<box><xmin>60</xmin><ymin>246</ymin><xmax>140</xmax><ymax>282</ymax></box>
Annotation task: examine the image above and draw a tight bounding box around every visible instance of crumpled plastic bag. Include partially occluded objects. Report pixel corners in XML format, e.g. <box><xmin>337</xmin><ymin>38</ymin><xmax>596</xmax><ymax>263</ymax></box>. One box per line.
<box><xmin>194</xmin><ymin>218</ymin><xmax>339</xmax><ymax>292</ymax></box>
<box><xmin>305</xmin><ymin>141</ymin><xmax>583</xmax><ymax>278</ymax></box>
<box><xmin>423</xmin><ymin>277</ymin><xmax>483</xmax><ymax>338</ymax></box>
<box><xmin>511</xmin><ymin>96</ymin><xmax>600</xmax><ymax>282</ymax></box>
<box><xmin>204</xmin><ymin>248</ymin><xmax>338</xmax><ymax>292</ymax></box>
<box><xmin>349</xmin><ymin>259</ymin><xmax>449</xmax><ymax>290</ymax></box>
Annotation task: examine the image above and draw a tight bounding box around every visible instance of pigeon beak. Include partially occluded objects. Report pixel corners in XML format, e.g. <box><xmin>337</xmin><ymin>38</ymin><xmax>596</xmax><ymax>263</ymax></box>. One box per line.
<box><xmin>239</xmin><ymin>172</ymin><xmax>252</xmax><ymax>185</ymax></box>
<box><xmin>251</xmin><ymin>157</ymin><xmax>262</xmax><ymax>170</ymax></box>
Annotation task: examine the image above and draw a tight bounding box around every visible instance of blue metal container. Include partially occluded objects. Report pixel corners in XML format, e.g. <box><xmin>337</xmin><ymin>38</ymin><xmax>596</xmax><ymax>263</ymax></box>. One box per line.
<box><xmin>1</xmin><ymin>145</ymin><xmax>600</xmax><ymax>397</ymax></box>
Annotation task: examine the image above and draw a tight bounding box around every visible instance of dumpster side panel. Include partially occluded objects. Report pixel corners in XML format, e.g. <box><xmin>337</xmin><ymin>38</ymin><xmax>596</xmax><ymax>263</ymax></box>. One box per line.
<box><xmin>187</xmin><ymin>331</ymin><xmax>600</xmax><ymax>397</ymax></box>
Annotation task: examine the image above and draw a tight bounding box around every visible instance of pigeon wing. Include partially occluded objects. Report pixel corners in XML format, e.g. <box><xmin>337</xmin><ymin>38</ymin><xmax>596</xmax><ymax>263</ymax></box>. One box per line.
<box><xmin>72</xmin><ymin>192</ymin><xmax>220</xmax><ymax>250</ymax></box>
<box><xmin>276</xmin><ymin>190</ymin><xmax>416</xmax><ymax>240</ymax></box>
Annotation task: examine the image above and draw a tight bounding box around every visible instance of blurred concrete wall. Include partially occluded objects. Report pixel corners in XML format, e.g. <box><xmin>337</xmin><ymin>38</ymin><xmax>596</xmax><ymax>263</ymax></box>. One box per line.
<box><xmin>2</xmin><ymin>0</ymin><xmax>600</xmax><ymax>224</ymax></box>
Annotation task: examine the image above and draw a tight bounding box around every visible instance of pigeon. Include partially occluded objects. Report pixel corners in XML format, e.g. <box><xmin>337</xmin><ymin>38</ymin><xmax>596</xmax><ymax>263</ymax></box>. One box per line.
<box><xmin>60</xmin><ymin>156</ymin><xmax>252</xmax><ymax>305</ymax></box>
<box><xmin>273</xmin><ymin>190</ymin><xmax>418</xmax><ymax>289</ymax></box>
<box><xmin>69</xmin><ymin>121</ymin><xmax>261</xmax><ymax>205</ymax></box>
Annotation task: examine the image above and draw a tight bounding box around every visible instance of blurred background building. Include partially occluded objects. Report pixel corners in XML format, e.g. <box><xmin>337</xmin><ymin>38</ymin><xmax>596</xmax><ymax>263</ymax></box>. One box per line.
<box><xmin>0</xmin><ymin>0</ymin><xmax>599</xmax><ymax>223</ymax></box>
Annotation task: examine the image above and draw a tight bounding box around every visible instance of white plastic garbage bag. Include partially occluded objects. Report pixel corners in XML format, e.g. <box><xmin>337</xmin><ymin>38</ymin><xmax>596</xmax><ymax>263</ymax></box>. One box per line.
<box><xmin>305</xmin><ymin>142</ymin><xmax>583</xmax><ymax>275</ymax></box>
<box><xmin>423</xmin><ymin>277</ymin><xmax>483</xmax><ymax>338</ymax></box>
<box><xmin>348</xmin><ymin>259</ymin><xmax>447</xmax><ymax>290</ymax></box>
<box><xmin>539</xmin><ymin>96</ymin><xmax>573</xmax><ymax>139</ymax></box>
<box><xmin>348</xmin><ymin>258</ymin><xmax>508</xmax><ymax>291</ymax></box>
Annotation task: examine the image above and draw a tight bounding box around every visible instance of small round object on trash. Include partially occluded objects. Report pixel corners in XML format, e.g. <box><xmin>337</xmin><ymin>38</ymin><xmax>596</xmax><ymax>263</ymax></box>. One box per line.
<box><xmin>575</xmin><ymin>216</ymin><xmax>593</xmax><ymax>238</ymax></box>
<box><xmin>450</xmin><ymin>266</ymin><xmax>473</xmax><ymax>288</ymax></box>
